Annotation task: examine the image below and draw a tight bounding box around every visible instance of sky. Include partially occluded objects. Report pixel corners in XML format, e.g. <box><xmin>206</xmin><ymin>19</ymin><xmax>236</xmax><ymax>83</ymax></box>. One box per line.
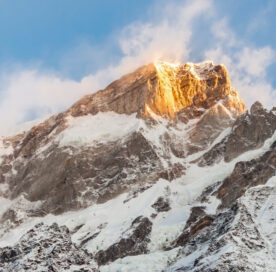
<box><xmin>0</xmin><ymin>0</ymin><xmax>276</xmax><ymax>129</ymax></box>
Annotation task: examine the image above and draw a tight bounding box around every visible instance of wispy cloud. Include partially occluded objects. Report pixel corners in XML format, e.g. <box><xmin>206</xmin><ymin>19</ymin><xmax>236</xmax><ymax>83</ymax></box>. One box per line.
<box><xmin>0</xmin><ymin>0</ymin><xmax>275</xmax><ymax>131</ymax></box>
<box><xmin>205</xmin><ymin>17</ymin><xmax>276</xmax><ymax>108</ymax></box>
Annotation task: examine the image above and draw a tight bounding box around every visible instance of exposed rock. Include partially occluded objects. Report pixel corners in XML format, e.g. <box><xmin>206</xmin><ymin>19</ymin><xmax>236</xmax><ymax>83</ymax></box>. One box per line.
<box><xmin>158</xmin><ymin>163</ymin><xmax>186</xmax><ymax>181</ymax></box>
<box><xmin>152</xmin><ymin>197</ymin><xmax>171</xmax><ymax>212</ymax></box>
<box><xmin>185</xmin><ymin>206</ymin><xmax>208</xmax><ymax>227</ymax></box>
<box><xmin>16</xmin><ymin>113</ymin><xmax>66</xmax><ymax>159</ymax></box>
<box><xmin>197</xmin><ymin>181</ymin><xmax>222</xmax><ymax>203</ymax></box>
<box><xmin>1</xmin><ymin>61</ymin><xmax>245</xmax><ymax>165</ymax></box>
<box><xmin>186</xmin><ymin>102</ymin><xmax>235</xmax><ymax>154</ymax></box>
<box><xmin>2</xmin><ymin>132</ymin><xmax>162</xmax><ymax>215</ymax></box>
<box><xmin>0</xmin><ymin>223</ymin><xmax>98</xmax><ymax>272</ymax></box>
<box><xmin>216</xmin><ymin>139</ymin><xmax>276</xmax><ymax>209</ymax></box>
<box><xmin>2</xmin><ymin>61</ymin><xmax>274</xmax><ymax>271</ymax></box>
<box><xmin>199</xmin><ymin>101</ymin><xmax>276</xmax><ymax>165</ymax></box>
<box><xmin>169</xmin><ymin>206</ymin><xmax>214</xmax><ymax>249</ymax></box>
<box><xmin>95</xmin><ymin>216</ymin><xmax>152</xmax><ymax>265</ymax></box>
<box><xmin>79</xmin><ymin>232</ymin><xmax>101</xmax><ymax>247</ymax></box>
<box><xmin>70</xmin><ymin>61</ymin><xmax>245</xmax><ymax>120</ymax></box>
<box><xmin>166</xmin><ymin>139</ymin><xmax>276</xmax><ymax>269</ymax></box>
<box><xmin>166</xmin><ymin>183</ymin><xmax>276</xmax><ymax>272</ymax></box>
<box><xmin>0</xmin><ymin>62</ymin><xmax>244</xmax><ymax>218</ymax></box>
<box><xmin>0</xmin><ymin>61</ymin><xmax>246</xmax><ymax>219</ymax></box>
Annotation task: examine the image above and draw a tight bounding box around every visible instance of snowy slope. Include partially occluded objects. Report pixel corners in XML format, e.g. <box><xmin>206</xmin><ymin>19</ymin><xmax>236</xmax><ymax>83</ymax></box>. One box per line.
<box><xmin>0</xmin><ymin>121</ymin><xmax>275</xmax><ymax>271</ymax></box>
<box><xmin>0</xmin><ymin>61</ymin><xmax>275</xmax><ymax>271</ymax></box>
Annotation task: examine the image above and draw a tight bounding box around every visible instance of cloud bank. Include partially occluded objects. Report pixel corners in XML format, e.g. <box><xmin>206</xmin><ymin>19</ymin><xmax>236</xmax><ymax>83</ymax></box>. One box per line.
<box><xmin>0</xmin><ymin>0</ymin><xmax>275</xmax><ymax>131</ymax></box>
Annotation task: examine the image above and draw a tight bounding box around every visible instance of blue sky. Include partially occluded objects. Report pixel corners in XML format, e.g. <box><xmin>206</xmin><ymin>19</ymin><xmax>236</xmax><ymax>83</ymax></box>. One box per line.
<box><xmin>0</xmin><ymin>0</ymin><xmax>275</xmax><ymax>128</ymax></box>
<box><xmin>0</xmin><ymin>0</ymin><xmax>150</xmax><ymax>77</ymax></box>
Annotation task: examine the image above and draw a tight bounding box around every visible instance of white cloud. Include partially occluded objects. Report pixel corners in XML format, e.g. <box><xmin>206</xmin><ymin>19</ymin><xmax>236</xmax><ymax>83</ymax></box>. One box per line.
<box><xmin>0</xmin><ymin>0</ymin><xmax>214</xmax><ymax>129</ymax></box>
<box><xmin>119</xmin><ymin>0</ymin><xmax>212</xmax><ymax>62</ymax></box>
<box><xmin>0</xmin><ymin>71</ymin><xmax>88</xmax><ymax>127</ymax></box>
<box><xmin>211</xmin><ymin>18</ymin><xmax>239</xmax><ymax>48</ymax></box>
<box><xmin>0</xmin><ymin>0</ymin><xmax>275</xmax><ymax>131</ymax></box>
<box><xmin>237</xmin><ymin>47</ymin><xmax>275</xmax><ymax>77</ymax></box>
<box><xmin>205</xmin><ymin>17</ymin><xmax>276</xmax><ymax>108</ymax></box>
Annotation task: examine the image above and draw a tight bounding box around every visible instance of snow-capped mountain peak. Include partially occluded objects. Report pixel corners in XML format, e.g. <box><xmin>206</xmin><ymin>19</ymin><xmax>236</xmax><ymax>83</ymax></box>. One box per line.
<box><xmin>0</xmin><ymin>61</ymin><xmax>275</xmax><ymax>272</ymax></box>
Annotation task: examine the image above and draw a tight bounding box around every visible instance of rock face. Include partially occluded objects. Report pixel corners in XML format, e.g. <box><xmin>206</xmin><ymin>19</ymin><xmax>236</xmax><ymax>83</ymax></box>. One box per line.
<box><xmin>0</xmin><ymin>61</ymin><xmax>246</xmax><ymax>217</ymax></box>
<box><xmin>0</xmin><ymin>61</ymin><xmax>275</xmax><ymax>271</ymax></box>
<box><xmin>170</xmin><ymin>206</ymin><xmax>214</xmax><ymax>248</ymax></box>
<box><xmin>164</xmin><ymin>141</ymin><xmax>276</xmax><ymax>270</ymax></box>
<box><xmin>216</xmin><ymin>139</ymin><xmax>276</xmax><ymax>209</ymax></box>
<box><xmin>199</xmin><ymin>101</ymin><xmax>276</xmax><ymax>165</ymax></box>
<box><xmin>0</xmin><ymin>61</ymin><xmax>245</xmax><ymax>161</ymax></box>
<box><xmin>69</xmin><ymin>61</ymin><xmax>245</xmax><ymax>120</ymax></box>
<box><xmin>166</xmin><ymin>182</ymin><xmax>276</xmax><ymax>272</ymax></box>
<box><xmin>151</xmin><ymin>197</ymin><xmax>171</xmax><ymax>213</ymax></box>
<box><xmin>95</xmin><ymin>216</ymin><xmax>152</xmax><ymax>265</ymax></box>
<box><xmin>4</xmin><ymin>132</ymin><xmax>162</xmax><ymax>215</ymax></box>
<box><xmin>0</xmin><ymin>223</ymin><xmax>98</xmax><ymax>272</ymax></box>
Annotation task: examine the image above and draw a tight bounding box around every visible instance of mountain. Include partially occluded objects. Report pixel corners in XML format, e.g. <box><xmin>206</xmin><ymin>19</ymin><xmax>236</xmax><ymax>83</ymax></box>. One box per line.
<box><xmin>0</xmin><ymin>60</ymin><xmax>275</xmax><ymax>272</ymax></box>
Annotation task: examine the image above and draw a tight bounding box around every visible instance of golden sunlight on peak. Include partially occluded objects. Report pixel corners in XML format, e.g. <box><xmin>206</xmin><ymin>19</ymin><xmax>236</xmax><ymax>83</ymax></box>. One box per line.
<box><xmin>143</xmin><ymin>60</ymin><xmax>245</xmax><ymax>119</ymax></box>
<box><xmin>154</xmin><ymin>60</ymin><xmax>181</xmax><ymax>69</ymax></box>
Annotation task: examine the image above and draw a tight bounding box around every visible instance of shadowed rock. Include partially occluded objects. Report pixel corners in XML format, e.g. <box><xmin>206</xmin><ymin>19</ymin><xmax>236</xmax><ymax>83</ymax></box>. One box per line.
<box><xmin>152</xmin><ymin>197</ymin><xmax>171</xmax><ymax>212</ymax></box>
<box><xmin>95</xmin><ymin>216</ymin><xmax>152</xmax><ymax>265</ymax></box>
<box><xmin>166</xmin><ymin>184</ymin><xmax>275</xmax><ymax>272</ymax></box>
<box><xmin>0</xmin><ymin>223</ymin><xmax>98</xmax><ymax>271</ymax></box>
<box><xmin>199</xmin><ymin>101</ymin><xmax>276</xmax><ymax>165</ymax></box>
<box><xmin>169</xmin><ymin>207</ymin><xmax>214</xmax><ymax>249</ymax></box>
<box><xmin>3</xmin><ymin>132</ymin><xmax>161</xmax><ymax>215</ymax></box>
<box><xmin>216</xmin><ymin>140</ymin><xmax>276</xmax><ymax>209</ymax></box>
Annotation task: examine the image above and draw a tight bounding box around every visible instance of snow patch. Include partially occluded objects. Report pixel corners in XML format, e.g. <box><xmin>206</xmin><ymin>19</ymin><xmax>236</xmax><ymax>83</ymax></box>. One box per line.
<box><xmin>0</xmin><ymin>141</ymin><xmax>13</xmax><ymax>164</ymax></box>
<box><xmin>58</xmin><ymin>112</ymin><xmax>141</xmax><ymax>147</ymax></box>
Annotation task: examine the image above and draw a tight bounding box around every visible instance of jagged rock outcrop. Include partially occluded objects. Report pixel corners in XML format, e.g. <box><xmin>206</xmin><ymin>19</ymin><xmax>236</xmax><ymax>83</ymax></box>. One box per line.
<box><xmin>1</xmin><ymin>61</ymin><xmax>245</xmax><ymax>161</ymax></box>
<box><xmin>4</xmin><ymin>132</ymin><xmax>162</xmax><ymax>215</ymax></box>
<box><xmin>70</xmin><ymin>61</ymin><xmax>245</xmax><ymax>120</ymax></box>
<box><xmin>199</xmin><ymin>101</ymin><xmax>276</xmax><ymax>165</ymax></box>
<box><xmin>169</xmin><ymin>206</ymin><xmax>214</xmax><ymax>249</ymax></box>
<box><xmin>151</xmin><ymin>197</ymin><xmax>171</xmax><ymax>213</ymax></box>
<box><xmin>95</xmin><ymin>216</ymin><xmax>152</xmax><ymax>265</ymax></box>
<box><xmin>0</xmin><ymin>60</ymin><xmax>275</xmax><ymax>272</ymax></box>
<box><xmin>164</xmin><ymin>138</ymin><xmax>276</xmax><ymax>271</ymax></box>
<box><xmin>166</xmin><ymin>182</ymin><xmax>276</xmax><ymax>272</ymax></box>
<box><xmin>216</xmin><ymin>139</ymin><xmax>276</xmax><ymax>209</ymax></box>
<box><xmin>0</xmin><ymin>223</ymin><xmax>98</xmax><ymax>271</ymax></box>
<box><xmin>0</xmin><ymin>61</ymin><xmax>246</xmax><ymax>219</ymax></box>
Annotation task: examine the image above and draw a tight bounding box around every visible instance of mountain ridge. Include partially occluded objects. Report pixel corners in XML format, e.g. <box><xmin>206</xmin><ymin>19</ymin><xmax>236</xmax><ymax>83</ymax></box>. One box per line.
<box><xmin>69</xmin><ymin>60</ymin><xmax>246</xmax><ymax>119</ymax></box>
<box><xmin>0</xmin><ymin>61</ymin><xmax>275</xmax><ymax>272</ymax></box>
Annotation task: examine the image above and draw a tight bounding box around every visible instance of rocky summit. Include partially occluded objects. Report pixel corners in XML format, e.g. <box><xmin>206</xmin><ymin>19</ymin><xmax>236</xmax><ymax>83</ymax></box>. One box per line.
<box><xmin>0</xmin><ymin>61</ymin><xmax>275</xmax><ymax>272</ymax></box>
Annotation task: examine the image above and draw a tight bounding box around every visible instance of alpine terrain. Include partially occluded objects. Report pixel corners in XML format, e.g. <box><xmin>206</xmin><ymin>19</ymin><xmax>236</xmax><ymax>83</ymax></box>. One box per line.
<box><xmin>0</xmin><ymin>60</ymin><xmax>275</xmax><ymax>272</ymax></box>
